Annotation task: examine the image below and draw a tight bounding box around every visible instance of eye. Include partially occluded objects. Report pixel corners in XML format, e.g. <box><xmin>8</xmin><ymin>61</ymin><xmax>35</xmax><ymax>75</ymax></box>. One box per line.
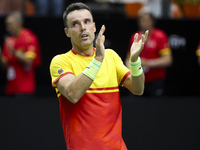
<box><xmin>85</xmin><ymin>19</ymin><xmax>90</xmax><ymax>24</ymax></box>
<box><xmin>73</xmin><ymin>22</ymin><xmax>78</xmax><ymax>27</ymax></box>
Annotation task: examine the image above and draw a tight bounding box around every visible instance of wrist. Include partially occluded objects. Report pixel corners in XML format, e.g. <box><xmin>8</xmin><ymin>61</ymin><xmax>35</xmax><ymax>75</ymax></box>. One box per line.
<box><xmin>129</xmin><ymin>56</ymin><xmax>143</xmax><ymax>77</ymax></box>
<box><xmin>94</xmin><ymin>55</ymin><xmax>104</xmax><ymax>62</ymax></box>
<box><xmin>148</xmin><ymin>60</ymin><xmax>155</xmax><ymax>67</ymax></box>
<box><xmin>130</xmin><ymin>56</ymin><xmax>138</xmax><ymax>62</ymax></box>
<box><xmin>83</xmin><ymin>58</ymin><xmax>102</xmax><ymax>80</ymax></box>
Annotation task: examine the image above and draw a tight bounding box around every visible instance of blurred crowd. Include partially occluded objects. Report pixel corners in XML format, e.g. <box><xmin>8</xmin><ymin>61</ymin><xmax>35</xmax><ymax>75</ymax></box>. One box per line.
<box><xmin>0</xmin><ymin>0</ymin><xmax>200</xmax><ymax>97</ymax></box>
<box><xmin>0</xmin><ymin>0</ymin><xmax>200</xmax><ymax>18</ymax></box>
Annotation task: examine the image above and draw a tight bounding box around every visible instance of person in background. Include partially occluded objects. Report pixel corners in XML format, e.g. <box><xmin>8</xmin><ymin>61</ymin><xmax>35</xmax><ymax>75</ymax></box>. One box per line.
<box><xmin>196</xmin><ymin>40</ymin><xmax>200</xmax><ymax>65</ymax></box>
<box><xmin>125</xmin><ymin>9</ymin><xmax>172</xmax><ymax>96</ymax></box>
<box><xmin>0</xmin><ymin>12</ymin><xmax>41</xmax><ymax>97</ymax></box>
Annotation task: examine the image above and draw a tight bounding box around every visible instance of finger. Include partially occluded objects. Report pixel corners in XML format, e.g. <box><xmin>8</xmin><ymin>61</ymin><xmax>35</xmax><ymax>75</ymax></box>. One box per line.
<box><xmin>98</xmin><ymin>25</ymin><xmax>106</xmax><ymax>37</ymax></box>
<box><xmin>134</xmin><ymin>33</ymin><xmax>138</xmax><ymax>44</ymax></box>
<box><xmin>142</xmin><ymin>30</ymin><xmax>149</xmax><ymax>43</ymax></box>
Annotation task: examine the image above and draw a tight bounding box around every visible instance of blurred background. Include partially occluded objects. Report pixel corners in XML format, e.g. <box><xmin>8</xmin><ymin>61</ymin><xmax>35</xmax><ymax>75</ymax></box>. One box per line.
<box><xmin>0</xmin><ymin>0</ymin><xmax>200</xmax><ymax>150</ymax></box>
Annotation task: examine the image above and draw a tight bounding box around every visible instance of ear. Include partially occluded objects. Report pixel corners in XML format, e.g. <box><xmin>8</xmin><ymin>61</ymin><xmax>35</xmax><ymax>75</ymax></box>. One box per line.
<box><xmin>93</xmin><ymin>22</ymin><xmax>96</xmax><ymax>33</ymax></box>
<box><xmin>64</xmin><ymin>28</ymin><xmax>71</xmax><ymax>37</ymax></box>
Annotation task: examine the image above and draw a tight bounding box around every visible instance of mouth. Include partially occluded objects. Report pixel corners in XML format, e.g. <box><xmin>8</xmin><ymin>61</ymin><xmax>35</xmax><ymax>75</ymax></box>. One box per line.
<box><xmin>80</xmin><ymin>33</ymin><xmax>89</xmax><ymax>39</ymax></box>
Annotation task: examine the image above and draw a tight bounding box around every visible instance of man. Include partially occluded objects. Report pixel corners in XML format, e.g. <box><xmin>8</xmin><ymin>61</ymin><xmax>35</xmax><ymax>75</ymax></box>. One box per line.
<box><xmin>0</xmin><ymin>12</ymin><xmax>41</xmax><ymax>96</ymax></box>
<box><xmin>50</xmin><ymin>2</ymin><xmax>148</xmax><ymax>150</ymax></box>
<box><xmin>125</xmin><ymin>10</ymin><xmax>172</xmax><ymax>96</ymax></box>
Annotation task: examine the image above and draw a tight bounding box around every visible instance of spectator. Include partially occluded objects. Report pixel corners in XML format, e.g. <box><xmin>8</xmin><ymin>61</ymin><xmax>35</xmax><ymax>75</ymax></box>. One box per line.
<box><xmin>34</xmin><ymin>0</ymin><xmax>64</xmax><ymax>16</ymax></box>
<box><xmin>0</xmin><ymin>12</ymin><xmax>41</xmax><ymax>97</ymax></box>
<box><xmin>125</xmin><ymin>9</ymin><xmax>172</xmax><ymax>96</ymax></box>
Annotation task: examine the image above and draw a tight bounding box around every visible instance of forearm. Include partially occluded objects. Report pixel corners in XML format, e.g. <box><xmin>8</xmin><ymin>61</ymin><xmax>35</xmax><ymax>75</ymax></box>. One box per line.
<box><xmin>124</xmin><ymin>57</ymin><xmax>145</xmax><ymax>95</ymax></box>
<box><xmin>146</xmin><ymin>55</ymin><xmax>172</xmax><ymax>68</ymax></box>
<box><xmin>58</xmin><ymin>57</ymin><xmax>103</xmax><ymax>103</ymax></box>
<box><xmin>14</xmin><ymin>51</ymin><xmax>33</xmax><ymax>65</ymax></box>
<box><xmin>125</xmin><ymin>57</ymin><xmax>130</xmax><ymax>69</ymax></box>
<box><xmin>63</xmin><ymin>74</ymin><xmax>93</xmax><ymax>103</ymax></box>
<box><xmin>130</xmin><ymin>73</ymin><xmax>145</xmax><ymax>95</ymax></box>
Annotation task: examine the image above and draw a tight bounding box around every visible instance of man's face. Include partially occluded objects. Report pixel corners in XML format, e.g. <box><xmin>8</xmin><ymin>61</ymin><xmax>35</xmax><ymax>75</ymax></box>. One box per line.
<box><xmin>5</xmin><ymin>16</ymin><xmax>21</xmax><ymax>36</ymax></box>
<box><xmin>65</xmin><ymin>9</ymin><xmax>96</xmax><ymax>49</ymax></box>
<box><xmin>139</xmin><ymin>13</ymin><xmax>153</xmax><ymax>31</ymax></box>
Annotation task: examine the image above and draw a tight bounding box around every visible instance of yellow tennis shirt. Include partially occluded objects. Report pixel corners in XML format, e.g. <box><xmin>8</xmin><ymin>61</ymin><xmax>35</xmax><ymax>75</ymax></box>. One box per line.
<box><xmin>50</xmin><ymin>48</ymin><xmax>130</xmax><ymax>150</ymax></box>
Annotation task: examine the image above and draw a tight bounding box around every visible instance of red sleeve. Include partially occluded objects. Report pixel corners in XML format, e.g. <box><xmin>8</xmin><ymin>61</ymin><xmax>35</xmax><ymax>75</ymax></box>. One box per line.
<box><xmin>158</xmin><ymin>31</ymin><xmax>170</xmax><ymax>51</ymax></box>
<box><xmin>24</xmin><ymin>32</ymin><xmax>41</xmax><ymax>67</ymax></box>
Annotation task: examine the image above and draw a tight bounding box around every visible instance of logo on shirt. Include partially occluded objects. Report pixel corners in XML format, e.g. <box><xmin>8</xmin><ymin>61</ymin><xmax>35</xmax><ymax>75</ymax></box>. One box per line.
<box><xmin>58</xmin><ymin>68</ymin><xmax>64</xmax><ymax>75</ymax></box>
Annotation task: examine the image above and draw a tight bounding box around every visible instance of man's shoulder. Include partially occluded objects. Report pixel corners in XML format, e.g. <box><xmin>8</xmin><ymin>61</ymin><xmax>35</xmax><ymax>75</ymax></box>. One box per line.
<box><xmin>105</xmin><ymin>48</ymin><xmax>117</xmax><ymax>55</ymax></box>
<box><xmin>20</xmin><ymin>29</ymin><xmax>38</xmax><ymax>43</ymax></box>
<box><xmin>153</xmin><ymin>28</ymin><xmax>167</xmax><ymax>37</ymax></box>
<box><xmin>105</xmin><ymin>49</ymin><xmax>121</xmax><ymax>59</ymax></box>
<box><xmin>50</xmin><ymin>50</ymin><xmax>72</xmax><ymax>64</ymax></box>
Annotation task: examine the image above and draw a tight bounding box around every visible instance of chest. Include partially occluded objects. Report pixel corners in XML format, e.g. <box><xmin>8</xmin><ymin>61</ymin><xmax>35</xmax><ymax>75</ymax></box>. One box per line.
<box><xmin>70</xmin><ymin>56</ymin><xmax>118</xmax><ymax>88</ymax></box>
<box><xmin>140</xmin><ymin>35</ymin><xmax>161</xmax><ymax>58</ymax></box>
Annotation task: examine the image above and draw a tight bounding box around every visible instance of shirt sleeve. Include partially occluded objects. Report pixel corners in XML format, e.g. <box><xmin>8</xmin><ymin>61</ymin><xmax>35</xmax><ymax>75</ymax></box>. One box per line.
<box><xmin>158</xmin><ymin>31</ymin><xmax>172</xmax><ymax>56</ymax></box>
<box><xmin>23</xmin><ymin>35</ymin><xmax>37</xmax><ymax>59</ymax></box>
<box><xmin>110</xmin><ymin>50</ymin><xmax>130</xmax><ymax>86</ymax></box>
<box><xmin>50</xmin><ymin>54</ymin><xmax>74</xmax><ymax>88</ymax></box>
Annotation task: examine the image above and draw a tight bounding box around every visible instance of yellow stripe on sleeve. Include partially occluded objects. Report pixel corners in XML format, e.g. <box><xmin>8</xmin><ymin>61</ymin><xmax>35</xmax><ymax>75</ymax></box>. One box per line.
<box><xmin>159</xmin><ymin>48</ymin><xmax>172</xmax><ymax>56</ymax></box>
<box><xmin>57</xmin><ymin>93</ymin><xmax>61</xmax><ymax>97</ymax></box>
<box><xmin>196</xmin><ymin>49</ymin><xmax>200</xmax><ymax>56</ymax></box>
<box><xmin>25</xmin><ymin>51</ymin><xmax>37</xmax><ymax>59</ymax></box>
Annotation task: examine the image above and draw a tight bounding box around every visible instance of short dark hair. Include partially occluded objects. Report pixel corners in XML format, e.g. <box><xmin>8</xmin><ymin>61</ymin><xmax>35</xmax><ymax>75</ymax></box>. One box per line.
<box><xmin>63</xmin><ymin>2</ymin><xmax>93</xmax><ymax>28</ymax></box>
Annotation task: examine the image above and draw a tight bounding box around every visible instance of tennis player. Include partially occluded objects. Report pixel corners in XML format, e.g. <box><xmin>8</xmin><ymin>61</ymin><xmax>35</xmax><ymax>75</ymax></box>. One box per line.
<box><xmin>50</xmin><ymin>2</ymin><xmax>148</xmax><ymax>150</ymax></box>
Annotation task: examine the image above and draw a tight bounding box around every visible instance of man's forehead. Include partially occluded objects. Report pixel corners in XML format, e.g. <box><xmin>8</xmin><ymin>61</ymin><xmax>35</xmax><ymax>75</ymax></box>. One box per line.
<box><xmin>67</xmin><ymin>9</ymin><xmax>93</xmax><ymax>22</ymax></box>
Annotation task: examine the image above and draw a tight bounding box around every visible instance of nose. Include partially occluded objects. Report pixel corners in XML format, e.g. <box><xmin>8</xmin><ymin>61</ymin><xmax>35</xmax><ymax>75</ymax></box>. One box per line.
<box><xmin>80</xmin><ymin>22</ymin><xmax>86</xmax><ymax>31</ymax></box>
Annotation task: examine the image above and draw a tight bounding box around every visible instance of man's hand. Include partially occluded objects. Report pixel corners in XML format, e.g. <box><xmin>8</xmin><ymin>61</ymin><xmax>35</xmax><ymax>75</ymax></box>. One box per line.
<box><xmin>130</xmin><ymin>30</ymin><xmax>148</xmax><ymax>62</ymax></box>
<box><xmin>5</xmin><ymin>36</ymin><xmax>15</xmax><ymax>54</ymax></box>
<box><xmin>95</xmin><ymin>25</ymin><xmax>106</xmax><ymax>62</ymax></box>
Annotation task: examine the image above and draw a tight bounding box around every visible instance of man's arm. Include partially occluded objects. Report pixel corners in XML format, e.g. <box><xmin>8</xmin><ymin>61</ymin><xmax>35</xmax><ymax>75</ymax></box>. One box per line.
<box><xmin>141</xmin><ymin>54</ymin><xmax>172</xmax><ymax>68</ymax></box>
<box><xmin>5</xmin><ymin>38</ymin><xmax>34</xmax><ymax>66</ymax></box>
<box><xmin>123</xmin><ymin>31</ymin><xmax>148</xmax><ymax>95</ymax></box>
<box><xmin>55</xmin><ymin>25</ymin><xmax>106</xmax><ymax>104</ymax></box>
<box><xmin>14</xmin><ymin>51</ymin><xmax>34</xmax><ymax>65</ymax></box>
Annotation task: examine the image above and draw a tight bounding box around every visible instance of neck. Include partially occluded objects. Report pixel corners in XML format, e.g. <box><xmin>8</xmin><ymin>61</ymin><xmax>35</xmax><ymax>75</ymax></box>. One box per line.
<box><xmin>14</xmin><ymin>28</ymin><xmax>23</xmax><ymax>37</ymax></box>
<box><xmin>72</xmin><ymin>44</ymin><xmax>94</xmax><ymax>56</ymax></box>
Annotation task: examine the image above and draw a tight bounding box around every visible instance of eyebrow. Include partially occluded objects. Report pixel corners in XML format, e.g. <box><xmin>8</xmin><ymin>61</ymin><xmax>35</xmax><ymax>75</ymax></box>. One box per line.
<box><xmin>71</xmin><ymin>18</ymin><xmax>92</xmax><ymax>24</ymax></box>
